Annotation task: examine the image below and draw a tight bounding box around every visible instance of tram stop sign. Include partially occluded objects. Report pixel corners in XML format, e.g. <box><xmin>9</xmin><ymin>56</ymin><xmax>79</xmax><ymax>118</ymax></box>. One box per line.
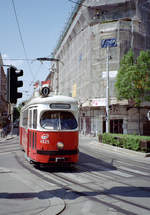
<box><xmin>41</xmin><ymin>87</ymin><xmax>50</xmax><ymax>97</ymax></box>
<box><xmin>101</xmin><ymin>38</ymin><xmax>117</xmax><ymax>48</ymax></box>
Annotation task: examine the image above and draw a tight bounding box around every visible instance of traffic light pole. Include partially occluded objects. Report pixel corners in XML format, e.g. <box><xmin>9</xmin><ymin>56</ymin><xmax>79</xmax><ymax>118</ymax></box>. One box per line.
<box><xmin>8</xmin><ymin>102</ymin><xmax>14</xmax><ymax>136</ymax></box>
<box><xmin>10</xmin><ymin>104</ymin><xmax>14</xmax><ymax>136</ymax></box>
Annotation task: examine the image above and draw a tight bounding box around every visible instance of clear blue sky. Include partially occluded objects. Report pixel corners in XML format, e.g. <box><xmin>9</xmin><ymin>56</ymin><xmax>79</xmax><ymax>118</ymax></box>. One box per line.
<box><xmin>0</xmin><ymin>0</ymin><xmax>75</xmax><ymax>103</ymax></box>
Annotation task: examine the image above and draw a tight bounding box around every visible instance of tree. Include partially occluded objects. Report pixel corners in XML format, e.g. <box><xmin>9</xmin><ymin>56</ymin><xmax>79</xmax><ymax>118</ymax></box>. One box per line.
<box><xmin>115</xmin><ymin>49</ymin><xmax>150</xmax><ymax>106</ymax></box>
<box><xmin>115</xmin><ymin>49</ymin><xmax>150</xmax><ymax>135</ymax></box>
<box><xmin>17</xmin><ymin>101</ymin><xmax>26</xmax><ymax>112</ymax></box>
<box><xmin>13</xmin><ymin>107</ymin><xmax>20</xmax><ymax>122</ymax></box>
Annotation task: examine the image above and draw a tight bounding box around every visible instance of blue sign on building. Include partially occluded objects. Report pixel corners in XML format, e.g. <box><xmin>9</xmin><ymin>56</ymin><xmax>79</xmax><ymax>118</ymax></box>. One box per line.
<box><xmin>101</xmin><ymin>38</ymin><xmax>117</xmax><ymax>48</ymax></box>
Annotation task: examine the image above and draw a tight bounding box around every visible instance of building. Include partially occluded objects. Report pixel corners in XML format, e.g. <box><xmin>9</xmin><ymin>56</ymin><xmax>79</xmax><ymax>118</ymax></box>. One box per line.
<box><xmin>48</xmin><ymin>0</ymin><xmax>150</xmax><ymax>135</ymax></box>
<box><xmin>0</xmin><ymin>54</ymin><xmax>8</xmax><ymax>128</ymax></box>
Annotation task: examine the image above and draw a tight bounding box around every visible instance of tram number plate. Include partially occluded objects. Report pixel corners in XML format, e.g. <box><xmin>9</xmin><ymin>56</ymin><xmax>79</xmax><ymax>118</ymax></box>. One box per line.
<box><xmin>56</xmin><ymin>157</ymin><xmax>65</xmax><ymax>162</ymax></box>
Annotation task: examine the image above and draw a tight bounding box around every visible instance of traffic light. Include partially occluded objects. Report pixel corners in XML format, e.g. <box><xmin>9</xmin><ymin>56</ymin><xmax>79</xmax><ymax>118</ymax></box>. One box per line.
<box><xmin>7</xmin><ymin>66</ymin><xmax>23</xmax><ymax>104</ymax></box>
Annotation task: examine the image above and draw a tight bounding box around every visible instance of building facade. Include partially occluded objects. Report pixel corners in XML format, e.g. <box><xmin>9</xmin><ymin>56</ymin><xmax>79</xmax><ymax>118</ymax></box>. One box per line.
<box><xmin>48</xmin><ymin>0</ymin><xmax>150</xmax><ymax>135</ymax></box>
<box><xmin>0</xmin><ymin>54</ymin><xmax>8</xmax><ymax>128</ymax></box>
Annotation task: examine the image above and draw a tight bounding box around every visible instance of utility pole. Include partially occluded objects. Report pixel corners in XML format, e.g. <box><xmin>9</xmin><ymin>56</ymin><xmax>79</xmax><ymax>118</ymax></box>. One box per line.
<box><xmin>56</xmin><ymin>60</ymin><xmax>59</xmax><ymax>95</ymax></box>
<box><xmin>36</xmin><ymin>57</ymin><xmax>60</xmax><ymax>94</ymax></box>
<box><xmin>106</xmin><ymin>46</ymin><xmax>110</xmax><ymax>133</ymax></box>
<box><xmin>101</xmin><ymin>38</ymin><xmax>117</xmax><ymax>133</ymax></box>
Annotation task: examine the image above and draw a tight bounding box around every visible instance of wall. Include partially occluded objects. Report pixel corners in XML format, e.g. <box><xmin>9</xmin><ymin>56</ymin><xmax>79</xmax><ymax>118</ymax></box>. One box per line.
<box><xmin>51</xmin><ymin>0</ymin><xmax>150</xmax><ymax>135</ymax></box>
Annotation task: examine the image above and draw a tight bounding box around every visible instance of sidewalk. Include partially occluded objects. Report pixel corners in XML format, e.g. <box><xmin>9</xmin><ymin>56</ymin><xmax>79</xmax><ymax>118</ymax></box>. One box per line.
<box><xmin>80</xmin><ymin>134</ymin><xmax>150</xmax><ymax>163</ymax></box>
<box><xmin>0</xmin><ymin>134</ymin><xmax>16</xmax><ymax>142</ymax></box>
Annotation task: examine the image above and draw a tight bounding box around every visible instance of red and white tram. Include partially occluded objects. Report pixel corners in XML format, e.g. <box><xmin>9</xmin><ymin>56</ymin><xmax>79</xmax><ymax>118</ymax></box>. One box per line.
<box><xmin>19</xmin><ymin>89</ymin><xmax>79</xmax><ymax>165</ymax></box>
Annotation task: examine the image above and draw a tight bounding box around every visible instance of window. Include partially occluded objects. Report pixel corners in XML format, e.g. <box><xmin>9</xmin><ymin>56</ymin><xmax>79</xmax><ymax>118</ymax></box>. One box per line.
<box><xmin>29</xmin><ymin>110</ymin><xmax>32</xmax><ymax>128</ymax></box>
<box><xmin>33</xmin><ymin>109</ymin><xmax>37</xmax><ymax>129</ymax></box>
<box><xmin>22</xmin><ymin>110</ymin><xmax>28</xmax><ymax>128</ymax></box>
<box><xmin>40</xmin><ymin>111</ymin><xmax>77</xmax><ymax>130</ymax></box>
<box><xmin>40</xmin><ymin>111</ymin><xmax>59</xmax><ymax>130</ymax></box>
<box><xmin>60</xmin><ymin>112</ymin><xmax>77</xmax><ymax>130</ymax></box>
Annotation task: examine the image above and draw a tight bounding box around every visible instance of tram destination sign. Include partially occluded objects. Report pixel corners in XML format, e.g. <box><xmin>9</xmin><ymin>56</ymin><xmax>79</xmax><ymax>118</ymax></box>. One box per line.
<box><xmin>50</xmin><ymin>103</ymin><xmax>71</xmax><ymax>109</ymax></box>
<box><xmin>101</xmin><ymin>38</ymin><xmax>117</xmax><ymax>48</ymax></box>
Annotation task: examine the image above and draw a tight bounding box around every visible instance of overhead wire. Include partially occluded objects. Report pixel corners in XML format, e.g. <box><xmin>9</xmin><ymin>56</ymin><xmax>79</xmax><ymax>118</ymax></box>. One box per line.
<box><xmin>11</xmin><ymin>0</ymin><xmax>35</xmax><ymax>81</ymax></box>
<box><xmin>68</xmin><ymin>0</ymin><xmax>88</xmax><ymax>8</ymax></box>
<box><xmin>2</xmin><ymin>58</ymin><xmax>35</xmax><ymax>61</ymax></box>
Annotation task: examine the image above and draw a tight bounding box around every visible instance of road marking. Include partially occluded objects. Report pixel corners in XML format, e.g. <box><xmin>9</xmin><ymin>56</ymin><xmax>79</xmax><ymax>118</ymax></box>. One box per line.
<box><xmin>0</xmin><ymin>167</ymin><xmax>12</xmax><ymax>173</ymax></box>
<box><xmin>57</xmin><ymin>172</ymin><xmax>92</xmax><ymax>183</ymax></box>
<box><xmin>108</xmin><ymin>170</ymin><xmax>132</xmax><ymax>178</ymax></box>
<box><xmin>119</xmin><ymin>166</ymin><xmax>150</xmax><ymax>176</ymax></box>
<box><xmin>85</xmin><ymin>163</ymin><xmax>132</xmax><ymax>178</ymax></box>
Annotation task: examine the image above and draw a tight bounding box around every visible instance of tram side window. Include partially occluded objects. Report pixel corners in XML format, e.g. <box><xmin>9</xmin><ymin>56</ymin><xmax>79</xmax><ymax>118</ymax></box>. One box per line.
<box><xmin>22</xmin><ymin>110</ymin><xmax>28</xmax><ymax>128</ymax></box>
<box><xmin>29</xmin><ymin>110</ymin><xmax>32</xmax><ymax>128</ymax></box>
<box><xmin>33</xmin><ymin>109</ymin><xmax>37</xmax><ymax>129</ymax></box>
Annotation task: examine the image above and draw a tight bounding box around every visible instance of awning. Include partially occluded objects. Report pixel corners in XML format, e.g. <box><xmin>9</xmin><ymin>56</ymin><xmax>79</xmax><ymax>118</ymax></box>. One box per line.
<box><xmin>91</xmin><ymin>98</ymin><xmax>128</xmax><ymax>107</ymax></box>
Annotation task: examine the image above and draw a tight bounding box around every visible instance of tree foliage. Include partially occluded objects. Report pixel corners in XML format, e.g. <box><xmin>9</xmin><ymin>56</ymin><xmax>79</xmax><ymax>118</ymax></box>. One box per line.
<box><xmin>13</xmin><ymin>107</ymin><xmax>20</xmax><ymax>122</ymax></box>
<box><xmin>17</xmin><ymin>101</ymin><xmax>26</xmax><ymax>112</ymax></box>
<box><xmin>115</xmin><ymin>49</ymin><xmax>150</xmax><ymax>106</ymax></box>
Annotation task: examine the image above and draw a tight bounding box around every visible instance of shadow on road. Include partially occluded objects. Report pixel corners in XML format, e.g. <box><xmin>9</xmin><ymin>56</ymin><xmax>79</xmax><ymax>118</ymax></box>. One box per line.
<box><xmin>34</xmin><ymin>151</ymin><xmax>117</xmax><ymax>173</ymax></box>
<box><xmin>1</xmin><ymin>186</ymin><xmax>150</xmax><ymax>215</ymax></box>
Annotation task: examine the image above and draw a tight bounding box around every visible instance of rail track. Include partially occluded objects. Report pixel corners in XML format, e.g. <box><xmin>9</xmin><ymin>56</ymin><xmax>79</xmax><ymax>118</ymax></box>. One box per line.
<box><xmin>14</xmin><ymin>149</ymin><xmax>150</xmax><ymax>215</ymax></box>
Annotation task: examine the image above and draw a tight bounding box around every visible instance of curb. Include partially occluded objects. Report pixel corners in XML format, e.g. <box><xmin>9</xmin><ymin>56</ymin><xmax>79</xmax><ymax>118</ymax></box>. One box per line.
<box><xmin>80</xmin><ymin>135</ymin><xmax>150</xmax><ymax>159</ymax></box>
<box><xmin>40</xmin><ymin>197</ymin><xmax>66</xmax><ymax>215</ymax></box>
<box><xmin>98</xmin><ymin>141</ymin><xmax>150</xmax><ymax>158</ymax></box>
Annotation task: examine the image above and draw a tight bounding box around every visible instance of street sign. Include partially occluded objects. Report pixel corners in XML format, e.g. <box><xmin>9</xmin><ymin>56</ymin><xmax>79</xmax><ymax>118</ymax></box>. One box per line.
<box><xmin>101</xmin><ymin>38</ymin><xmax>117</xmax><ymax>48</ymax></box>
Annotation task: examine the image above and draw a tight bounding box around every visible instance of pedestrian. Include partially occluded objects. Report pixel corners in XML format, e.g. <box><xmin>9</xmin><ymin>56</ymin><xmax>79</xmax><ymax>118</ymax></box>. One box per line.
<box><xmin>2</xmin><ymin>126</ymin><xmax>6</xmax><ymax>138</ymax></box>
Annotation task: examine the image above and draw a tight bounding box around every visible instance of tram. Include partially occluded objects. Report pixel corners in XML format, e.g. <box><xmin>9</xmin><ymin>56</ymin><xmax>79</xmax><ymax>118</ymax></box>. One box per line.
<box><xmin>19</xmin><ymin>84</ymin><xmax>79</xmax><ymax>165</ymax></box>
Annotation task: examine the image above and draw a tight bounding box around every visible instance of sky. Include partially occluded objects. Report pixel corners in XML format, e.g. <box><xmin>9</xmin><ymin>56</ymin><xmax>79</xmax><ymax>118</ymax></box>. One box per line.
<box><xmin>0</xmin><ymin>0</ymin><xmax>75</xmax><ymax>104</ymax></box>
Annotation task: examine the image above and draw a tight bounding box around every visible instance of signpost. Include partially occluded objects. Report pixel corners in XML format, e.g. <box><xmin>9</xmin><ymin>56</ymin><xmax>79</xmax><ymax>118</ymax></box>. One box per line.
<box><xmin>101</xmin><ymin>38</ymin><xmax>117</xmax><ymax>133</ymax></box>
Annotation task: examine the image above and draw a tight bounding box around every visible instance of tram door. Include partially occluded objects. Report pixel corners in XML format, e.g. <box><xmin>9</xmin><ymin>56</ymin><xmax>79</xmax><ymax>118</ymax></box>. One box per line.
<box><xmin>28</xmin><ymin>108</ymin><xmax>37</xmax><ymax>157</ymax></box>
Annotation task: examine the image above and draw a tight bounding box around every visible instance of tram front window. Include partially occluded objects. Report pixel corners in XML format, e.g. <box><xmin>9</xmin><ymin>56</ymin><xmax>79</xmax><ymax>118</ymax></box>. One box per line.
<box><xmin>40</xmin><ymin>111</ymin><xmax>77</xmax><ymax>130</ymax></box>
<box><xmin>60</xmin><ymin>112</ymin><xmax>77</xmax><ymax>130</ymax></box>
<box><xmin>40</xmin><ymin>112</ymin><xmax>59</xmax><ymax>130</ymax></box>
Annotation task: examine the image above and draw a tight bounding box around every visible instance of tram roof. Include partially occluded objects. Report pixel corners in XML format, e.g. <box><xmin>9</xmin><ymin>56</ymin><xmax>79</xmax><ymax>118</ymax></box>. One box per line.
<box><xmin>22</xmin><ymin>94</ymin><xmax>78</xmax><ymax>110</ymax></box>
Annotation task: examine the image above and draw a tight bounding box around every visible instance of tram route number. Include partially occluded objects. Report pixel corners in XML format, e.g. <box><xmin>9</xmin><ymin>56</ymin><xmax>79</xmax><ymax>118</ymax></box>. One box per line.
<box><xmin>40</xmin><ymin>134</ymin><xmax>50</xmax><ymax>144</ymax></box>
<box><xmin>40</xmin><ymin>139</ymin><xmax>50</xmax><ymax>144</ymax></box>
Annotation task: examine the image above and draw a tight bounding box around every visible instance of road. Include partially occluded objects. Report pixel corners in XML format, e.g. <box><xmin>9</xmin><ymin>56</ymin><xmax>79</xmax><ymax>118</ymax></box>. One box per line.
<box><xmin>0</xmin><ymin>135</ymin><xmax>150</xmax><ymax>215</ymax></box>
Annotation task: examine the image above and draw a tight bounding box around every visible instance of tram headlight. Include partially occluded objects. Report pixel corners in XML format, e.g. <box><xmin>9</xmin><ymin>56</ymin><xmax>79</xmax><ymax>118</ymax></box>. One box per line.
<box><xmin>57</xmin><ymin>142</ymin><xmax>64</xmax><ymax>150</ymax></box>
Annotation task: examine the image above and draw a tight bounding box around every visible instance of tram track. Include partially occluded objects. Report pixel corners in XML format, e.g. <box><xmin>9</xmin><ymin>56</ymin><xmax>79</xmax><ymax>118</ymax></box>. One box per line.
<box><xmin>14</xmin><ymin>151</ymin><xmax>150</xmax><ymax>215</ymax></box>
<box><xmin>80</xmin><ymin>144</ymin><xmax>150</xmax><ymax>172</ymax></box>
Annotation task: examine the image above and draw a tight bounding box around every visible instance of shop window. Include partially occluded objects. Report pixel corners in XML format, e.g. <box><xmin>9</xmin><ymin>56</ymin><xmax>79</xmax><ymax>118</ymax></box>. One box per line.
<box><xmin>103</xmin><ymin>119</ymin><xmax>123</xmax><ymax>134</ymax></box>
